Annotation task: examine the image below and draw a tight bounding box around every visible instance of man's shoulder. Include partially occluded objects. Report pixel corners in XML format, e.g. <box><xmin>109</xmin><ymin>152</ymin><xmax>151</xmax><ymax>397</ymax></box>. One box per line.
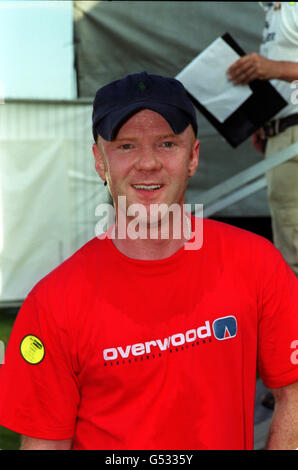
<box><xmin>30</xmin><ymin>236</ymin><xmax>102</xmax><ymax>299</ymax></box>
<box><xmin>198</xmin><ymin>217</ymin><xmax>292</xmax><ymax>282</ymax></box>
<box><xmin>199</xmin><ymin>217</ymin><xmax>282</xmax><ymax>262</ymax></box>
<box><xmin>201</xmin><ymin>217</ymin><xmax>272</xmax><ymax>246</ymax></box>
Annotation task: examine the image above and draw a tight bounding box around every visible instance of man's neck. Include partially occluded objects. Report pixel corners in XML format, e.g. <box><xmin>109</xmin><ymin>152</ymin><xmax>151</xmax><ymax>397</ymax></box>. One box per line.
<box><xmin>112</xmin><ymin>236</ymin><xmax>186</xmax><ymax>261</ymax></box>
<box><xmin>111</xmin><ymin>215</ymin><xmax>191</xmax><ymax>260</ymax></box>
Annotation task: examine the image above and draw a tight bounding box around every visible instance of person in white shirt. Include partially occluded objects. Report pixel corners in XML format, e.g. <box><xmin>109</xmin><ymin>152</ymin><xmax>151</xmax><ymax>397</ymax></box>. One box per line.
<box><xmin>228</xmin><ymin>2</ymin><xmax>298</xmax><ymax>278</ymax></box>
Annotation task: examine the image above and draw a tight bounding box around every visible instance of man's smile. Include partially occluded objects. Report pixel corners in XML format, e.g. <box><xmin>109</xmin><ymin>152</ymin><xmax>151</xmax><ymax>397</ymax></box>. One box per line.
<box><xmin>131</xmin><ymin>183</ymin><xmax>165</xmax><ymax>194</ymax></box>
<box><xmin>132</xmin><ymin>183</ymin><xmax>164</xmax><ymax>189</ymax></box>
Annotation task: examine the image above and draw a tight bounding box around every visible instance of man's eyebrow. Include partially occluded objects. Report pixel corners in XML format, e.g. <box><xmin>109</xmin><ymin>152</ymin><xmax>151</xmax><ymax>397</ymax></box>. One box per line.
<box><xmin>158</xmin><ymin>133</ymin><xmax>180</xmax><ymax>139</ymax></box>
<box><xmin>112</xmin><ymin>137</ymin><xmax>137</xmax><ymax>142</ymax></box>
<box><xmin>112</xmin><ymin>133</ymin><xmax>180</xmax><ymax>143</ymax></box>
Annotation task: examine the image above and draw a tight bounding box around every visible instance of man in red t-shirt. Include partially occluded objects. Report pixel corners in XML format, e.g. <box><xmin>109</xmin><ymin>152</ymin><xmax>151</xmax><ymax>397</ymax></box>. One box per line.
<box><xmin>0</xmin><ymin>72</ymin><xmax>297</xmax><ymax>450</ymax></box>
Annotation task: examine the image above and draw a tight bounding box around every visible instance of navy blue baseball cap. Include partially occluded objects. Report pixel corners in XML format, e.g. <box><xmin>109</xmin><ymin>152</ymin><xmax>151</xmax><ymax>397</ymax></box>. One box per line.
<box><xmin>92</xmin><ymin>71</ymin><xmax>198</xmax><ymax>142</ymax></box>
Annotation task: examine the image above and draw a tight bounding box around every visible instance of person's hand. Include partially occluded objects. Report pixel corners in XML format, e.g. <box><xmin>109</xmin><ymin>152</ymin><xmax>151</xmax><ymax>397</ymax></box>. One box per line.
<box><xmin>227</xmin><ymin>53</ymin><xmax>279</xmax><ymax>85</ymax></box>
<box><xmin>252</xmin><ymin>128</ymin><xmax>266</xmax><ymax>155</ymax></box>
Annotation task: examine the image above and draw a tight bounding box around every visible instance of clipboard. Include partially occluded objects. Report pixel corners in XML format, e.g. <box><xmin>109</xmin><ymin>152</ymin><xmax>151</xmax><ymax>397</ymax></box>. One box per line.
<box><xmin>178</xmin><ymin>33</ymin><xmax>288</xmax><ymax>148</ymax></box>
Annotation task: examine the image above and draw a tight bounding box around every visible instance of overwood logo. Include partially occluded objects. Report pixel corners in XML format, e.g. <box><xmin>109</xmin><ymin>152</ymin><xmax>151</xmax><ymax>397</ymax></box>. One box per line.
<box><xmin>103</xmin><ymin>315</ymin><xmax>237</xmax><ymax>363</ymax></box>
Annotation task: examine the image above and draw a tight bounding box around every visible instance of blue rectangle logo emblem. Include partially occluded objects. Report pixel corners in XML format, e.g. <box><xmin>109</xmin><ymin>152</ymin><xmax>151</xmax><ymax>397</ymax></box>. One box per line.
<box><xmin>212</xmin><ymin>316</ymin><xmax>237</xmax><ymax>341</ymax></box>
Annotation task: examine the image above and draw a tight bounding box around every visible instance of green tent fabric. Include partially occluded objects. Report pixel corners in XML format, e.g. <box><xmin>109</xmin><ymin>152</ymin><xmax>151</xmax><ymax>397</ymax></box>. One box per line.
<box><xmin>74</xmin><ymin>1</ymin><xmax>264</xmax><ymax>96</ymax></box>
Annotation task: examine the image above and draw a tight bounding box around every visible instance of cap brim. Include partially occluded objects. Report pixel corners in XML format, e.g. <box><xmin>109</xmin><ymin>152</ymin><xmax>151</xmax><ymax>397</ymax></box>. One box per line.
<box><xmin>95</xmin><ymin>101</ymin><xmax>192</xmax><ymax>141</ymax></box>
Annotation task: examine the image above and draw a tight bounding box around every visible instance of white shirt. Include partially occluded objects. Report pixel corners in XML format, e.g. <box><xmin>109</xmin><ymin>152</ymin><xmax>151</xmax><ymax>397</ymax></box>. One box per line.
<box><xmin>260</xmin><ymin>2</ymin><xmax>298</xmax><ymax>119</ymax></box>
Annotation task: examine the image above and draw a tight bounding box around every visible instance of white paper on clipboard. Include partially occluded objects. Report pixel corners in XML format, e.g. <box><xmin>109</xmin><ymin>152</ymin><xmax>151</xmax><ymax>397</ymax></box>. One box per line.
<box><xmin>176</xmin><ymin>37</ymin><xmax>253</xmax><ymax>123</ymax></box>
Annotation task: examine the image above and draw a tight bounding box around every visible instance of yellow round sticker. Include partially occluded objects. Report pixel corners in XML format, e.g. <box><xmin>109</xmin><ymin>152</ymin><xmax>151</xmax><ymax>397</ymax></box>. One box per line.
<box><xmin>20</xmin><ymin>335</ymin><xmax>45</xmax><ymax>365</ymax></box>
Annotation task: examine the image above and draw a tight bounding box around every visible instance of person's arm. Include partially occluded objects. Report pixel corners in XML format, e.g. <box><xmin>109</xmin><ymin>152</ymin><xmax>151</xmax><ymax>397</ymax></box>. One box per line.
<box><xmin>227</xmin><ymin>53</ymin><xmax>298</xmax><ymax>154</ymax></box>
<box><xmin>20</xmin><ymin>435</ymin><xmax>73</xmax><ymax>450</ymax></box>
<box><xmin>264</xmin><ymin>381</ymin><xmax>298</xmax><ymax>450</ymax></box>
<box><xmin>227</xmin><ymin>53</ymin><xmax>298</xmax><ymax>85</ymax></box>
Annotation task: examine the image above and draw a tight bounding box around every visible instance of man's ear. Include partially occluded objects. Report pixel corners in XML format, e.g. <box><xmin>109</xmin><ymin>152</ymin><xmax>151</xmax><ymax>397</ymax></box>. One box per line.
<box><xmin>188</xmin><ymin>139</ymin><xmax>200</xmax><ymax>178</ymax></box>
<box><xmin>92</xmin><ymin>141</ymin><xmax>106</xmax><ymax>182</ymax></box>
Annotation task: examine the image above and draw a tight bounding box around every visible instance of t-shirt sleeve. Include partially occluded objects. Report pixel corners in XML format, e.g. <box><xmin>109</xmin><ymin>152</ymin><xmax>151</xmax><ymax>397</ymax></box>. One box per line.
<box><xmin>281</xmin><ymin>4</ymin><xmax>298</xmax><ymax>46</ymax></box>
<box><xmin>257</xmin><ymin>241</ymin><xmax>298</xmax><ymax>389</ymax></box>
<box><xmin>0</xmin><ymin>285</ymin><xmax>80</xmax><ymax>440</ymax></box>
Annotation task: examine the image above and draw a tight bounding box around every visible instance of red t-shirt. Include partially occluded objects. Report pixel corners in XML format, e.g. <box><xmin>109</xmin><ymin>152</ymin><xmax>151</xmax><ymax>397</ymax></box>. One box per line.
<box><xmin>0</xmin><ymin>218</ymin><xmax>297</xmax><ymax>450</ymax></box>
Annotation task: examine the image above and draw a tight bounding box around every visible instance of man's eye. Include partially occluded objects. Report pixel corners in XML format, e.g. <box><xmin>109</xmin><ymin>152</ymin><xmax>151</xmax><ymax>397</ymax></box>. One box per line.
<box><xmin>161</xmin><ymin>141</ymin><xmax>175</xmax><ymax>148</ymax></box>
<box><xmin>119</xmin><ymin>144</ymin><xmax>133</xmax><ymax>150</ymax></box>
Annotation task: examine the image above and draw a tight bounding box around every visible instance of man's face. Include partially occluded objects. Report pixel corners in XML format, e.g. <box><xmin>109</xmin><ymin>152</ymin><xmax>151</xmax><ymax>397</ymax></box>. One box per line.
<box><xmin>92</xmin><ymin>109</ymin><xmax>199</xmax><ymax>221</ymax></box>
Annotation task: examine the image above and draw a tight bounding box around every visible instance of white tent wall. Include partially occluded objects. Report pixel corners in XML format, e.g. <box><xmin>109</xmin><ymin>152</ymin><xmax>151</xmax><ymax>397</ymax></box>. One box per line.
<box><xmin>0</xmin><ymin>101</ymin><xmax>110</xmax><ymax>303</ymax></box>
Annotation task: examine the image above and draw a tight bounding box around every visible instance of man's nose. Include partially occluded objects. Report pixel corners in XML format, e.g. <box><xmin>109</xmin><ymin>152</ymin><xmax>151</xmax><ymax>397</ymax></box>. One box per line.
<box><xmin>134</xmin><ymin>146</ymin><xmax>162</xmax><ymax>171</ymax></box>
